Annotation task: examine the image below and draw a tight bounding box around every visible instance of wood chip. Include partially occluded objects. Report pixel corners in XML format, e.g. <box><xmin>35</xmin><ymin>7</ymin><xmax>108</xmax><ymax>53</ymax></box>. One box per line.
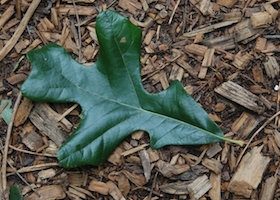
<box><xmin>214</xmin><ymin>81</ymin><xmax>265</xmax><ymax>113</ymax></box>
<box><xmin>139</xmin><ymin>149</ymin><xmax>151</xmax><ymax>181</ymax></box>
<box><xmin>29</xmin><ymin>103</ymin><xmax>69</xmax><ymax>146</ymax></box>
<box><xmin>263</xmin><ymin>56</ymin><xmax>280</xmax><ymax>78</ymax></box>
<box><xmin>227</xmin><ymin>146</ymin><xmax>271</xmax><ymax>198</ymax></box>
<box><xmin>14</xmin><ymin>98</ymin><xmax>33</xmax><ymax>127</ymax></box>
<box><xmin>88</xmin><ymin>180</ymin><xmax>110</xmax><ymax>195</ymax></box>
<box><xmin>156</xmin><ymin>160</ymin><xmax>190</xmax><ymax>178</ymax></box>
<box><xmin>231</xmin><ymin>112</ymin><xmax>265</xmax><ymax>139</ymax></box>
<box><xmin>25</xmin><ymin>185</ymin><xmax>66</xmax><ymax>200</ymax></box>
<box><xmin>259</xmin><ymin>176</ymin><xmax>278</xmax><ymax>200</ymax></box>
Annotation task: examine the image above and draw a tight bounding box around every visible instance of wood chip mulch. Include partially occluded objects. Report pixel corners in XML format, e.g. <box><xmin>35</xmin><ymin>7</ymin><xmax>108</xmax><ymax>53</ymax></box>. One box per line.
<box><xmin>1</xmin><ymin>0</ymin><xmax>280</xmax><ymax>199</ymax></box>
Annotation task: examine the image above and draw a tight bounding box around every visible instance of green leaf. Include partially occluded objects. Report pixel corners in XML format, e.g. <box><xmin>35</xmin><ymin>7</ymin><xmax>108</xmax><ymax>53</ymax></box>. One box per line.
<box><xmin>0</xmin><ymin>100</ymin><xmax>12</xmax><ymax>125</ymax></box>
<box><xmin>21</xmin><ymin>10</ymin><xmax>242</xmax><ymax>168</ymax></box>
<box><xmin>9</xmin><ymin>184</ymin><xmax>23</xmax><ymax>200</ymax></box>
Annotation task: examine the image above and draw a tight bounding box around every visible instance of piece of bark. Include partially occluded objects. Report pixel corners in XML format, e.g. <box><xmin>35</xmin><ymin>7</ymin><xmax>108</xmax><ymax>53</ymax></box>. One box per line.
<box><xmin>188</xmin><ymin>175</ymin><xmax>212</xmax><ymax>200</ymax></box>
<box><xmin>107</xmin><ymin>146</ymin><xmax>123</xmax><ymax>165</ymax></box>
<box><xmin>14</xmin><ymin>98</ymin><xmax>33</xmax><ymax>127</ymax></box>
<box><xmin>0</xmin><ymin>5</ymin><xmax>14</xmax><ymax>29</ymax></box>
<box><xmin>255</xmin><ymin>37</ymin><xmax>267</xmax><ymax>52</ymax></box>
<box><xmin>259</xmin><ymin>176</ymin><xmax>278</xmax><ymax>200</ymax></box>
<box><xmin>223</xmin><ymin>11</ymin><xmax>242</xmax><ymax>21</ymax></box>
<box><xmin>0</xmin><ymin>0</ymin><xmax>41</xmax><ymax>61</ymax></box>
<box><xmin>117</xmin><ymin>173</ymin><xmax>130</xmax><ymax>197</ymax></box>
<box><xmin>0</xmin><ymin>80</ymin><xmax>6</xmax><ymax>93</ymax></box>
<box><xmin>176</xmin><ymin>58</ymin><xmax>198</xmax><ymax>78</ymax></box>
<box><xmin>22</xmin><ymin>131</ymin><xmax>44</xmax><ymax>151</ymax></box>
<box><xmin>107</xmin><ymin>181</ymin><xmax>126</xmax><ymax>200</ymax></box>
<box><xmin>147</xmin><ymin>148</ymin><xmax>159</xmax><ymax>162</ymax></box>
<box><xmin>29</xmin><ymin>103</ymin><xmax>70</xmax><ymax>146</ymax></box>
<box><xmin>38</xmin><ymin>169</ymin><xmax>56</xmax><ymax>180</ymax></box>
<box><xmin>170</xmin><ymin>165</ymin><xmax>209</xmax><ymax>181</ymax></box>
<box><xmin>189</xmin><ymin>0</ymin><xmax>214</xmax><ymax>15</ymax></box>
<box><xmin>25</xmin><ymin>185</ymin><xmax>66</xmax><ymax>200</ymax></box>
<box><xmin>143</xmin><ymin>30</ymin><xmax>156</xmax><ymax>45</ymax></box>
<box><xmin>139</xmin><ymin>149</ymin><xmax>151</xmax><ymax>181</ymax></box>
<box><xmin>67</xmin><ymin>187</ymin><xmax>86</xmax><ymax>199</ymax></box>
<box><xmin>231</xmin><ymin>112</ymin><xmax>265</xmax><ymax>139</ymax></box>
<box><xmin>118</xmin><ymin>0</ymin><xmax>142</xmax><ymax>15</ymax></box>
<box><xmin>263</xmin><ymin>56</ymin><xmax>279</xmax><ymax>78</ymax></box>
<box><xmin>273</xmin><ymin>130</ymin><xmax>280</xmax><ymax>149</ymax></box>
<box><xmin>216</xmin><ymin>0</ymin><xmax>237</xmax><ymax>8</ymax></box>
<box><xmin>121</xmin><ymin>143</ymin><xmax>148</xmax><ymax>157</ymax></box>
<box><xmin>62</xmin><ymin>0</ymin><xmax>95</xmax><ymax>2</ymax></box>
<box><xmin>227</xmin><ymin>146</ymin><xmax>271</xmax><ymax>198</ymax></box>
<box><xmin>206</xmin><ymin>144</ymin><xmax>222</xmax><ymax>158</ymax></box>
<box><xmin>263</xmin><ymin>3</ymin><xmax>278</xmax><ymax>20</ymax></box>
<box><xmin>22</xmin><ymin>39</ymin><xmax>42</xmax><ymax>54</ymax></box>
<box><xmin>252</xmin><ymin>65</ymin><xmax>264</xmax><ymax>83</ymax></box>
<box><xmin>156</xmin><ymin>160</ymin><xmax>190</xmax><ymax>178</ymax></box>
<box><xmin>182</xmin><ymin>20</ymin><xmax>238</xmax><ymax>38</ymax></box>
<box><xmin>251</xmin><ymin>12</ymin><xmax>272</xmax><ymax>29</ymax></box>
<box><xmin>121</xmin><ymin>170</ymin><xmax>147</xmax><ymax>186</ymax></box>
<box><xmin>202</xmin><ymin>48</ymin><xmax>215</xmax><ymax>67</ymax></box>
<box><xmin>6</xmin><ymin>73</ymin><xmax>27</xmax><ymax>85</ymax></box>
<box><xmin>185</xmin><ymin>43</ymin><xmax>208</xmax><ymax>57</ymax></box>
<box><xmin>214</xmin><ymin>81</ymin><xmax>265</xmax><ymax>113</ymax></box>
<box><xmin>209</xmin><ymin>172</ymin><xmax>221</xmax><ymax>200</ymax></box>
<box><xmin>201</xmin><ymin>158</ymin><xmax>223</xmax><ymax>174</ymax></box>
<box><xmin>70</xmin><ymin>185</ymin><xmax>94</xmax><ymax>199</ymax></box>
<box><xmin>14</xmin><ymin>39</ymin><xmax>30</xmax><ymax>53</ymax></box>
<box><xmin>159</xmin><ymin>181</ymin><xmax>191</xmax><ymax>195</ymax></box>
<box><xmin>68</xmin><ymin>173</ymin><xmax>85</xmax><ymax>187</ymax></box>
<box><xmin>250</xmin><ymin>85</ymin><xmax>270</xmax><ymax>94</ymax></box>
<box><xmin>169</xmin><ymin>63</ymin><xmax>184</xmax><ymax>81</ymax></box>
<box><xmin>227</xmin><ymin>19</ymin><xmax>260</xmax><ymax>43</ymax></box>
<box><xmin>58</xmin><ymin>5</ymin><xmax>97</xmax><ymax>16</ymax></box>
<box><xmin>203</xmin><ymin>35</ymin><xmax>235</xmax><ymax>50</ymax></box>
<box><xmin>88</xmin><ymin>180</ymin><xmax>110</xmax><ymax>195</ymax></box>
<box><xmin>232</xmin><ymin>51</ymin><xmax>253</xmax><ymax>70</ymax></box>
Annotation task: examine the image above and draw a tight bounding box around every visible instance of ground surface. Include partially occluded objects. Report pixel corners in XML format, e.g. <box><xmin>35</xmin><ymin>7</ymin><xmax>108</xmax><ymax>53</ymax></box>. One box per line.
<box><xmin>1</xmin><ymin>0</ymin><xmax>280</xmax><ymax>199</ymax></box>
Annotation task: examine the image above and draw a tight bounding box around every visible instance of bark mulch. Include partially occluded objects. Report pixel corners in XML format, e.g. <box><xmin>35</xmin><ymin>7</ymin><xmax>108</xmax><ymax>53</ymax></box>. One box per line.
<box><xmin>1</xmin><ymin>0</ymin><xmax>280</xmax><ymax>199</ymax></box>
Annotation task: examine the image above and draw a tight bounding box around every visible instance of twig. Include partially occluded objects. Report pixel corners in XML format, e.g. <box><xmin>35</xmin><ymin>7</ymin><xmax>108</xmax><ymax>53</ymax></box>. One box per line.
<box><xmin>0</xmin><ymin>141</ymin><xmax>40</xmax><ymax>197</ymax></box>
<box><xmin>168</xmin><ymin>0</ymin><xmax>181</xmax><ymax>24</ymax></box>
<box><xmin>182</xmin><ymin>0</ymin><xmax>188</xmax><ymax>34</ymax></box>
<box><xmin>72</xmin><ymin>0</ymin><xmax>82</xmax><ymax>62</ymax></box>
<box><xmin>236</xmin><ymin>110</ymin><xmax>280</xmax><ymax>166</ymax></box>
<box><xmin>8</xmin><ymin>145</ymin><xmax>57</xmax><ymax>157</ymax></box>
<box><xmin>147</xmin><ymin>171</ymin><xmax>158</xmax><ymax>200</ymax></box>
<box><xmin>56</xmin><ymin>103</ymin><xmax>79</xmax><ymax>122</ymax></box>
<box><xmin>108</xmin><ymin>0</ymin><xmax>118</xmax><ymax>8</ymax></box>
<box><xmin>1</xmin><ymin>91</ymin><xmax>22</xmax><ymax>191</ymax></box>
<box><xmin>0</xmin><ymin>0</ymin><xmax>41</xmax><ymax>61</ymax></box>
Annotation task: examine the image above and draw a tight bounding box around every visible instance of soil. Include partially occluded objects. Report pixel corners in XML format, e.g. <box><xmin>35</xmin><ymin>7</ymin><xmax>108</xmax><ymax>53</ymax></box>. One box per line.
<box><xmin>1</xmin><ymin>0</ymin><xmax>280</xmax><ymax>199</ymax></box>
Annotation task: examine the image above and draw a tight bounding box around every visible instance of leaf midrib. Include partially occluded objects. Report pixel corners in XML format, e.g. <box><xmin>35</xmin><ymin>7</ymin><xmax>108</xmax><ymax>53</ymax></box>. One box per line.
<box><xmin>49</xmin><ymin>61</ymin><xmax>223</xmax><ymax>141</ymax></box>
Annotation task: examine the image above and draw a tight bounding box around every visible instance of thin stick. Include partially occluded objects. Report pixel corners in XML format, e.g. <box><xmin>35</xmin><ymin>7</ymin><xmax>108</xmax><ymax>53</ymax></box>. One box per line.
<box><xmin>9</xmin><ymin>145</ymin><xmax>57</xmax><ymax>157</ymax></box>
<box><xmin>169</xmin><ymin>0</ymin><xmax>181</xmax><ymax>24</ymax></box>
<box><xmin>0</xmin><ymin>141</ymin><xmax>40</xmax><ymax>197</ymax></box>
<box><xmin>1</xmin><ymin>91</ymin><xmax>22</xmax><ymax>191</ymax></box>
<box><xmin>0</xmin><ymin>0</ymin><xmax>41</xmax><ymax>61</ymax></box>
<box><xmin>236</xmin><ymin>110</ymin><xmax>280</xmax><ymax>166</ymax></box>
<box><xmin>72</xmin><ymin>0</ymin><xmax>82</xmax><ymax>62</ymax></box>
<box><xmin>56</xmin><ymin>103</ymin><xmax>79</xmax><ymax>122</ymax></box>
